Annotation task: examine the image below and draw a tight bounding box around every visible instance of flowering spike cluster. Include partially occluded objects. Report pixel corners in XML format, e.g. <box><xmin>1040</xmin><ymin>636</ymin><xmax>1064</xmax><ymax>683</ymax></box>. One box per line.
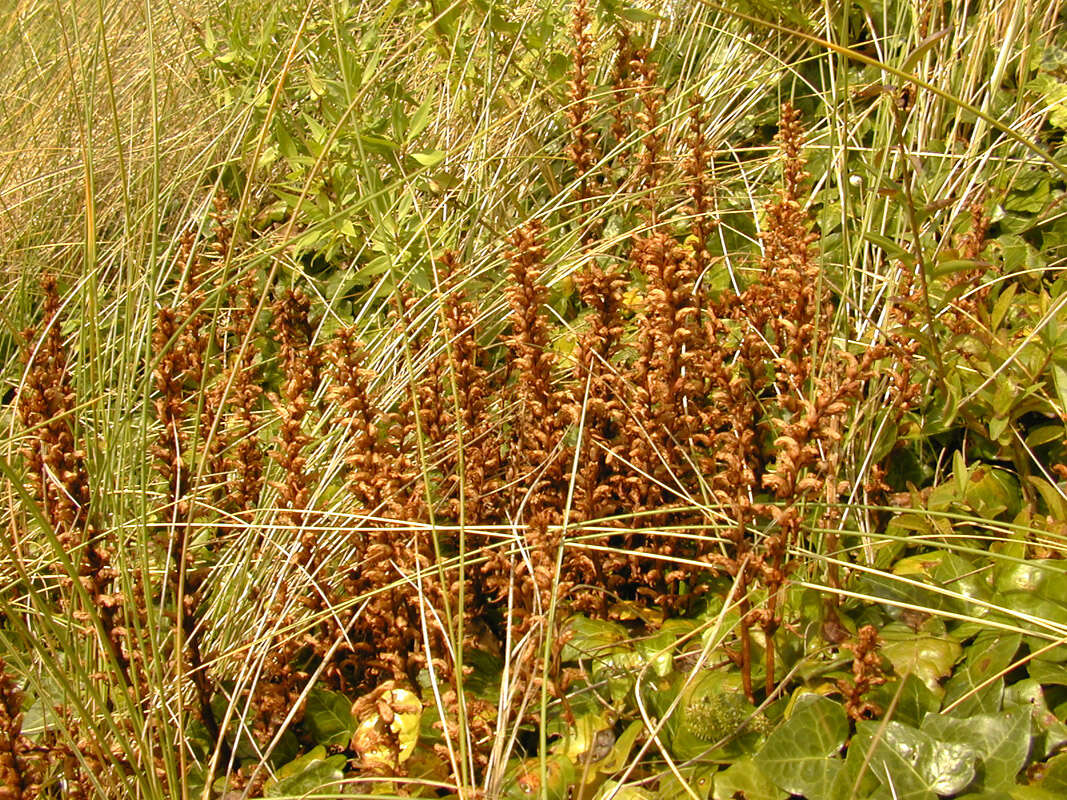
<box><xmin>19</xmin><ymin>277</ymin><xmax>129</xmax><ymax>682</ymax></box>
<box><xmin>269</xmin><ymin>288</ymin><xmax>321</xmax><ymax>551</ymax></box>
<box><xmin>504</xmin><ymin>222</ymin><xmax>567</xmax><ymax>619</ymax></box>
<box><xmin>19</xmin><ymin>276</ymin><xmax>91</xmax><ymax>538</ymax></box>
<box><xmin>0</xmin><ymin>660</ymin><xmax>42</xmax><ymax>800</ymax></box>
<box><xmin>631</xmin><ymin>45</ymin><xmax>663</xmax><ymax>221</ymax></box>
<box><xmin>684</xmin><ymin>93</ymin><xmax>717</xmax><ymax>283</ymax></box>
<box><xmin>223</xmin><ymin>265</ymin><xmax>265</xmax><ymax>516</ymax></box>
<box><xmin>10</xmin><ymin>29</ymin><xmax>960</xmax><ymax>789</ymax></box>
<box><xmin>609</xmin><ymin>27</ymin><xmax>634</xmax><ymax>151</ymax></box>
<box><xmin>565</xmin><ymin>0</ymin><xmax>600</xmax><ymax>235</ymax></box>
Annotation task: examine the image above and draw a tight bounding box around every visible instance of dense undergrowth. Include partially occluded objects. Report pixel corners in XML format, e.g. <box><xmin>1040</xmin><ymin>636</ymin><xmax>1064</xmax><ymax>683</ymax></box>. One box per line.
<box><xmin>3</xmin><ymin>0</ymin><xmax>1067</xmax><ymax>799</ymax></box>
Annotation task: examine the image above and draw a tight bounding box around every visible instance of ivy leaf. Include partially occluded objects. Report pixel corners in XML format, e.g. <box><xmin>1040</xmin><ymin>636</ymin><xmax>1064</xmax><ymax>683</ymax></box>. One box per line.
<box><xmin>504</xmin><ymin>756</ymin><xmax>576</xmax><ymax>800</ymax></box>
<box><xmin>1003</xmin><ymin>679</ymin><xmax>1067</xmax><ymax>758</ymax></box>
<box><xmin>656</xmin><ymin>765</ymin><xmax>717</xmax><ymax>800</ymax></box>
<box><xmin>942</xmin><ymin>632</ymin><xmax>1021</xmax><ymax>717</ymax></box>
<box><xmin>1036</xmin><ymin>752</ymin><xmax>1067</xmax><ymax>793</ymax></box>
<box><xmin>304</xmin><ymin>688</ymin><xmax>356</xmax><ymax>747</ymax></box>
<box><xmin>868</xmin><ymin>674</ymin><xmax>940</xmax><ymax>729</ymax></box>
<box><xmin>851</xmin><ymin>720</ymin><xmax>977</xmax><ymax>800</ymax></box>
<box><xmin>754</xmin><ymin>693</ymin><xmax>848</xmax><ymax>799</ymax></box>
<box><xmin>560</xmin><ymin>615</ymin><xmax>631</xmax><ymax>662</ymax></box>
<box><xmin>595</xmin><ymin>781</ymin><xmax>655</xmax><ymax>800</ymax></box>
<box><xmin>263</xmin><ymin>747</ymin><xmax>346</xmax><ymax>798</ymax></box>
<box><xmin>920</xmin><ymin>710</ymin><xmax>1030</xmax><ymax>790</ymax></box>
<box><xmin>713</xmin><ymin>757</ymin><xmax>787</xmax><ymax>800</ymax></box>
<box><xmin>880</xmin><ymin>622</ymin><xmax>962</xmax><ymax>694</ymax></box>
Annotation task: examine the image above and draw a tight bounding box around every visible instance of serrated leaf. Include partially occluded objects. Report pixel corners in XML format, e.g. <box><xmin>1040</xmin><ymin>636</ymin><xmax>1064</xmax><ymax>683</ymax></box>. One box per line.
<box><xmin>754</xmin><ymin>693</ymin><xmax>848</xmax><ymax>798</ymax></box>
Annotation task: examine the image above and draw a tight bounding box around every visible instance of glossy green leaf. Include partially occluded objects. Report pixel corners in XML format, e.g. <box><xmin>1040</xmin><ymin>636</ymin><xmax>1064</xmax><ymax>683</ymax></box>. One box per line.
<box><xmin>304</xmin><ymin>688</ymin><xmax>356</xmax><ymax>747</ymax></box>
<box><xmin>880</xmin><ymin>622</ymin><xmax>962</xmax><ymax>694</ymax></box>
<box><xmin>411</xmin><ymin>150</ymin><xmax>445</xmax><ymax>167</ymax></box>
<box><xmin>264</xmin><ymin>748</ymin><xmax>346</xmax><ymax>798</ymax></box>
<box><xmin>994</xmin><ymin>560</ymin><xmax>1064</xmax><ymax>595</ymax></box>
<box><xmin>1036</xmin><ymin>752</ymin><xmax>1067</xmax><ymax>792</ymax></box>
<box><xmin>851</xmin><ymin>720</ymin><xmax>977</xmax><ymax>800</ymax></box>
<box><xmin>656</xmin><ymin>764</ymin><xmax>717</xmax><ymax>800</ymax></box>
<box><xmin>504</xmin><ymin>756</ymin><xmax>576</xmax><ymax>800</ymax></box>
<box><xmin>713</xmin><ymin>757</ymin><xmax>787</xmax><ymax>800</ymax></box>
<box><xmin>561</xmin><ymin>615</ymin><xmax>631</xmax><ymax>662</ymax></box>
<box><xmin>596</xmin><ymin>780</ymin><xmax>656</xmax><ymax>800</ymax></box>
<box><xmin>754</xmin><ymin>693</ymin><xmax>847</xmax><ymax>799</ymax></box>
<box><xmin>869</xmin><ymin>674</ymin><xmax>941</xmax><ymax>729</ymax></box>
<box><xmin>920</xmin><ymin>710</ymin><xmax>1030</xmax><ymax>790</ymax></box>
<box><xmin>942</xmin><ymin>632</ymin><xmax>1020</xmax><ymax>716</ymax></box>
<box><xmin>1003</xmin><ymin>679</ymin><xmax>1067</xmax><ymax>758</ymax></box>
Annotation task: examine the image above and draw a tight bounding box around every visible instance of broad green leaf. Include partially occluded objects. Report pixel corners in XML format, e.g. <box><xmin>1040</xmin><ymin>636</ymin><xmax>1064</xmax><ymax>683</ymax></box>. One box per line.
<box><xmin>880</xmin><ymin>622</ymin><xmax>961</xmax><ymax>694</ymax></box>
<box><xmin>656</xmin><ymin>765</ymin><xmax>717</xmax><ymax>800</ymax></box>
<box><xmin>304</xmin><ymin>688</ymin><xmax>356</xmax><ymax>746</ymax></box>
<box><xmin>504</xmin><ymin>756</ymin><xmax>576</xmax><ymax>800</ymax></box>
<box><xmin>1028</xmin><ymin>659</ymin><xmax>1067</xmax><ymax>686</ymax></box>
<box><xmin>865</xmin><ymin>232</ymin><xmax>916</xmax><ymax>265</ymax></box>
<box><xmin>856</xmin><ymin>574</ymin><xmax>951</xmax><ymax>619</ymax></box>
<box><xmin>561</xmin><ymin>615</ymin><xmax>631</xmax><ymax>661</ymax></box>
<box><xmin>920</xmin><ymin>710</ymin><xmax>1030</xmax><ymax>790</ymax></box>
<box><xmin>994</xmin><ymin>560</ymin><xmax>1065</xmax><ymax>596</ymax></box>
<box><xmin>1037</xmin><ymin>752</ymin><xmax>1067</xmax><ymax>792</ymax></box>
<box><xmin>942</xmin><ymin>632</ymin><xmax>1021</xmax><ymax>716</ymax></box>
<box><xmin>992</xmin><ymin>595</ymin><xmax>1067</xmax><ymax>661</ymax></box>
<box><xmin>549</xmin><ymin>703</ymin><xmax>614</xmax><ymax>766</ymax></box>
<box><xmin>713</xmin><ymin>757</ymin><xmax>787</xmax><ymax>800</ymax></box>
<box><xmin>1003</xmin><ymin>680</ymin><xmax>1067</xmax><ymax>758</ymax></box>
<box><xmin>407</xmin><ymin>96</ymin><xmax>434</xmax><ymax>141</ymax></box>
<box><xmin>596</xmin><ymin>780</ymin><xmax>656</xmax><ymax>800</ymax></box>
<box><xmin>411</xmin><ymin>150</ymin><xmax>446</xmax><ymax>167</ymax></box>
<box><xmin>851</xmin><ymin>720</ymin><xmax>977</xmax><ymax>800</ymax></box>
<box><xmin>868</xmin><ymin>674</ymin><xmax>941</xmax><ymax>729</ymax></box>
<box><xmin>597</xmin><ymin>720</ymin><xmax>642</xmax><ymax>774</ymax></box>
<box><xmin>754</xmin><ymin>693</ymin><xmax>848</xmax><ymax>799</ymax></box>
<box><xmin>619</xmin><ymin>7</ymin><xmax>659</xmax><ymax>22</ymax></box>
<box><xmin>931</xmin><ymin>553</ymin><xmax>993</xmax><ymax>617</ymax></box>
<box><xmin>264</xmin><ymin>748</ymin><xmax>346</xmax><ymax>798</ymax></box>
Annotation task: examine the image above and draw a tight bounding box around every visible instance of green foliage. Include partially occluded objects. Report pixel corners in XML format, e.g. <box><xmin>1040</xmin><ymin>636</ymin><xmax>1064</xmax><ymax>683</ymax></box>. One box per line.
<box><xmin>754</xmin><ymin>694</ymin><xmax>849</xmax><ymax>799</ymax></box>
